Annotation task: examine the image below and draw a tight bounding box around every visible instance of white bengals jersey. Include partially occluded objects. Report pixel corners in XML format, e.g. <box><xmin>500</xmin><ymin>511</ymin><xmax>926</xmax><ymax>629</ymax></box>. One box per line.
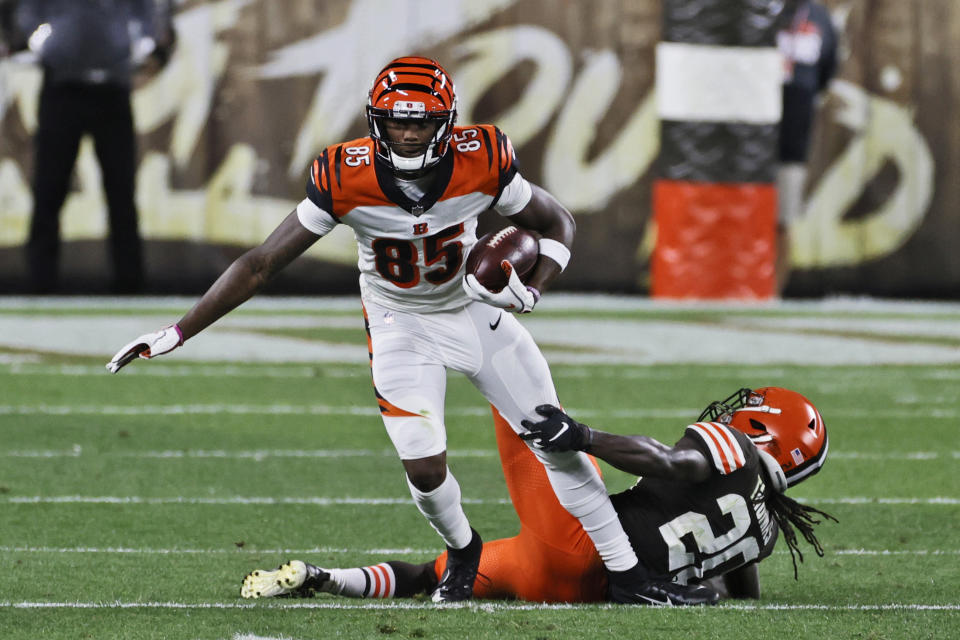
<box><xmin>610</xmin><ymin>422</ymin><xmax>780</xmax><ymax>585</ymax></box>
<box><xmin>297</xmin><ymin>125</ymin><xmax>532</xmax><ymax>313</ymax></box>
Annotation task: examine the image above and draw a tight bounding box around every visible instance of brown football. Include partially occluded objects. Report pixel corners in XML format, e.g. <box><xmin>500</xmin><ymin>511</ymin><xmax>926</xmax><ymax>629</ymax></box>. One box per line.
<box><xmin>466</xmin><ymin>226</ymin><xmax>539</xmax><ymax>292</ymax></box>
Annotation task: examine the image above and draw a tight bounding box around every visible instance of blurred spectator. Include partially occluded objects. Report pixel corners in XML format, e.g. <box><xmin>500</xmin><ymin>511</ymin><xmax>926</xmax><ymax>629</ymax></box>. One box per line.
<box><xmin>775</xmin><ymin>0</ymin><xmax>837</xmax><ymax>295</ymax></box>
<box><xmin>15</xmin><ymin>0</ymin><xmax>173</xmax><ymax>294</ymax></box>
<box><xmin>0</xmin><ymin>0</ymin><xmax>20</xmax><ymax>56</ymax></box>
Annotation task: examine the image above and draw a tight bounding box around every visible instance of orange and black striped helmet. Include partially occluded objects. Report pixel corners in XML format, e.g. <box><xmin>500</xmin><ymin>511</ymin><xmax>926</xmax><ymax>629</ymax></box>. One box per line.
<box><xmin>700</xmin><ymin>387</ymin><xmax>828</xmax><ymax>491</ymax></box>
<box><xmin>366</xmin><ymin>56</ymin><xmax>458</xmax><ymax>175</ymax></box>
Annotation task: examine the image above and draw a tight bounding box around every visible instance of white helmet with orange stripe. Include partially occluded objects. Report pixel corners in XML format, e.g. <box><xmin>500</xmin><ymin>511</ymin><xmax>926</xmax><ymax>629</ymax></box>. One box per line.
<box><xmin>699</xmin><ymin>387</ymin><xmax>828</xmax><ymax>492</ymax></box>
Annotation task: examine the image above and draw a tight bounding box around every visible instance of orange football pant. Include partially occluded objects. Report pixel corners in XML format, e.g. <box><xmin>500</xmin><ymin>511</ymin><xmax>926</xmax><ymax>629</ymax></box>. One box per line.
<box><xmin>433</xmin><ymin>407</ymin><xmax>607</xmax><ymax>602</ymax></box>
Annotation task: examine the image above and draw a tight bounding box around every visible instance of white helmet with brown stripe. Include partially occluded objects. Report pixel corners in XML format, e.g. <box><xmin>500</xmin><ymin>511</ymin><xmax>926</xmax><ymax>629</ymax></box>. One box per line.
<box><xmin>699</xmin><ymin>387</ymin><xmax>828</xmax><ymax>491</ymax></box>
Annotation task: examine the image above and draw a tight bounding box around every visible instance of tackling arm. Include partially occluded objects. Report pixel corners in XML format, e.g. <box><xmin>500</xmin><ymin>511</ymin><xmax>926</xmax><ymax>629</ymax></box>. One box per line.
<box><xmin>586</xmin><ymin>432</ymin><xmax>712</xmax><ymax>483</ymax></box>
<box><xmin>521</xmin><ymin>405</ymin><xmax>712</xmax><ymax>483</ymax></box>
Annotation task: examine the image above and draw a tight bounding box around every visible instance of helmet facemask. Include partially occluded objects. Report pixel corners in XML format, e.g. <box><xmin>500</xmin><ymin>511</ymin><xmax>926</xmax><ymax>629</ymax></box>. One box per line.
<box><xmin>367</xmin><ymin>108</ymin><xmax>455</xmax><ymax>176</ymax></box>
<box><xmin>697</xmin><ymin>387</ymin><xmax>757</xmax><ymax>423</ymax></box>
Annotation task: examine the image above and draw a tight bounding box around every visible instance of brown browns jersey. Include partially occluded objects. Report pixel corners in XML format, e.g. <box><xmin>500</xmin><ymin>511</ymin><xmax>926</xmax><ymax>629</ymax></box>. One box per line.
<box><xmin>610</xmin><ymin>422</ymin><xmax>780</xmax><ymax>584</ymax></box>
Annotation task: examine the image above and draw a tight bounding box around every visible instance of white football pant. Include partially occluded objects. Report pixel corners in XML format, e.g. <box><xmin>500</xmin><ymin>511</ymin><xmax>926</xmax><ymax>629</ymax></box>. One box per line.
<box><xmin>363</xmin><ymin>299</ymin><xmax>639</xmax><ymax>570</ymax></box>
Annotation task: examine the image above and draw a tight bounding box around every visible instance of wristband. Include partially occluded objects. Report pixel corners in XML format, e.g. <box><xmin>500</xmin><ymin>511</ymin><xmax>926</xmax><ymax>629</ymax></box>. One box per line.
<box><xmin>526</xmin><ymin>286</ymin><xmax>541</xmax><ymax>304</ymax></box>
<box><xmin>538</xmin><ymin>238</ymin><xmax>571</xmax><ymax>271</ymax></box>
<box><xmin>172</xmin><ymin>324</ymin><xmax>184</xmax><ymax>346</ymax></box>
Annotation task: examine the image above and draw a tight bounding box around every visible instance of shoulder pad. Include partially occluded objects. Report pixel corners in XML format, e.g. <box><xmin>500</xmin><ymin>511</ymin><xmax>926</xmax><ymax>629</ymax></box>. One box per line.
<box><xmin>686</xmin><ymin>422</ymin><xmax>748</xmax><ymax>475</ymax></box>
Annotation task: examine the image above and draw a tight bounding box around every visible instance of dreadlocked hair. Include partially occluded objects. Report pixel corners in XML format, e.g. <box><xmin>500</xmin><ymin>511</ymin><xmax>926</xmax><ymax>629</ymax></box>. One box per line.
<box><xmin>765</xmin><ymin>490</ymin><xmax>838</xmax><ymax>580</ymax></box>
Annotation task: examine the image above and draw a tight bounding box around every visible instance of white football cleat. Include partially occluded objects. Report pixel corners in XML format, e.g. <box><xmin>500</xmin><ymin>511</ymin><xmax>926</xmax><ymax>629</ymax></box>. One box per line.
<box><xmin>241</xmin><ymin>560</ymin><xmax>331</xmax><ymax>599</ymax></box>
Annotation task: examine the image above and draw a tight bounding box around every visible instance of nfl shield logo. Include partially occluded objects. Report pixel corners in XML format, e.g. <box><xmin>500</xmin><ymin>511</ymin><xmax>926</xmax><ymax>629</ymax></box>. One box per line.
<box><xmin>791</xmin><ymin>448</ymin><xmax>805</xmax><ymax>466</ymax></box>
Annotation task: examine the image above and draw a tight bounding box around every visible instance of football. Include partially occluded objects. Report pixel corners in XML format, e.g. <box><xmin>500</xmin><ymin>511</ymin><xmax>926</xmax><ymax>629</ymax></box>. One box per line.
<box><xmin>466</xmin><ymin>226</ymin><xmax>539</xmax><ymax>292</ymax></box>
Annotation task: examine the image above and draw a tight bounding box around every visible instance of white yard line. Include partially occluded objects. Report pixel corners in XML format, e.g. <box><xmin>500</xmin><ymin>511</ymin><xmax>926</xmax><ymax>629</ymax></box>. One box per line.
<box><xmin>0</xmin><ymin>545</ymin><xmax>956</xmax><ymax>557</ymax></box>
<box><xmin>0</xmin><ymin>600</ymin><xmax>957</xmax><ymax>611</ymax></box>
<box><xmin>2</xmin><ymin>496</ymin><xmax>504</xmax><ymax>505</ymax></box>
<box><xmin>0</xmin><ymin>448</ymin><xmax>495</xmax><ymax>459</ymax></box>
<box><xmin>3</xmin><ymin>448</ymin><xmax>956</xmax><ymax>461</ymax></box>
<box><xmin>3</xmin><ymin>404</ymin><xmax>960</xmax><ymax>419</ymax></box>
<box><xmin>0</xmin><ymin>545</ymin><xmax>436</xmax><ymax>555</ymax></box>
<box><xmin>4</xmin><ymin>495</ymin><xmax>958</xmax><ymax>505</ymax></box>
<box><xmin>2</xmin><ymin>364</ymin><xmax>370</xmax><ymax>378</ymax></box>
<box><xmin>0</xmin><ymin>404</ymin><xmax>701</xmax><ymax>418</ymax></box>
<box><xmin>6</xmin><ymin>363</ymin><xmax>960</xmax><ymax>381</ymax></box>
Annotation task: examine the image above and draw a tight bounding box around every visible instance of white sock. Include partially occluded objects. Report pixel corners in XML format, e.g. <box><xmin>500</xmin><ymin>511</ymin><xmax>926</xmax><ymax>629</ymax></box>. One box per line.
<box><xmin>537</xmin><ymin>449</ymin><xmax>639</xmax><ymax>572</ymax></box>
<box><xmin>326</xmin><ymin>563</ymin><xmax>396</xmax><ymax>598</ymax></box>
<box><xmin>406</xmin><ymin>469</ymin><xmax>473</xmax><ymax>549</ymax></box>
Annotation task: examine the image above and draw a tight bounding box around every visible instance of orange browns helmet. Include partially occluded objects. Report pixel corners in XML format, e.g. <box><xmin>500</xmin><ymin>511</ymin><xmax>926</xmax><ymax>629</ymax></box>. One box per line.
<box><xmin>699</xmin><ymin>387</ymin><xmax>828</xmax><ymax>492</ymax></box>
<box><xmin>366</xmin><ymin>56</ymin><xmax>458</xmax><ymax>176</ymax></box>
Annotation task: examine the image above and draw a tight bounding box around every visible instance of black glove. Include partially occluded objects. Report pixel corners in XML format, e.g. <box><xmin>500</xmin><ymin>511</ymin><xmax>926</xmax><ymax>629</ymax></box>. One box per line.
<box><xmin>520</xmin><ymin>405</ymin><xmax>592</xmax><ymax>452</ymax></box>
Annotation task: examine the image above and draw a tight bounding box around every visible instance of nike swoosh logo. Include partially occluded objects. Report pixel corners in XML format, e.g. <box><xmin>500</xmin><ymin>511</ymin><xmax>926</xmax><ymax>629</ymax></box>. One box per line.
<box><xmin>489</xmin><ymin>314</ymin><xmax>502</xmax><ymax>330</ymax></box>
<box><xmin>633</xmin><ymin>593</ymin><xmax>673</xmax><ymax>606</ymax></box>
<box><xmin>548</xmin><ymin>422</ymin><xmax>569</xmax><ymax>442</ymax></box>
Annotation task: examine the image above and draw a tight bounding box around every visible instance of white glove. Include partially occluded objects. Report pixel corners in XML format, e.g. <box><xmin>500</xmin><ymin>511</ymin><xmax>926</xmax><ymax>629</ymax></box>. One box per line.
<box><xmin>106</xmin><ymin>324</ymin><xmax>183</xmax><ymax>373</ymax></box>
<box><xmin>462</xmin><ymin>260</ymin><xmax>539</xmax><ymax>314</ymax></box>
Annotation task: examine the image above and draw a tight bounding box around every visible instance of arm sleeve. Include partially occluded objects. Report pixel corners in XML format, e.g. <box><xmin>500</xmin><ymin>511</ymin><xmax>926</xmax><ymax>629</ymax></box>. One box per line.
<box><xmin>684</xmin><ymin>422</ymin><xmax>748</xmax><ymax>475</ymax></box>
<box><xmin>296</xmin><ymin>198</ymin><xmax>338</xmax><ymax>237</ymax></box>
<box><xmin>490</xmin><ymin>126</ymin><xmax>525</xmax><ymax>211</ymax></box>
<box><xmin>493</xmin><ymin>172</ymin><xmax>533</xmax><ymax>216</ymax></box>
<box><xmin>305</xmin><ymin>150</ymin><xmax>335</xmax><ymax>214</ymax></box>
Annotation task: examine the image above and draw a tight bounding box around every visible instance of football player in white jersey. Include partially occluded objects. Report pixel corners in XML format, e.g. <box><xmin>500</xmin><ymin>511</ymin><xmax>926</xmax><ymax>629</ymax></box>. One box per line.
<box><xmin>107</xmin><ymin>56</ymin><xmax>713</xmax><ymax>605</ymax></box>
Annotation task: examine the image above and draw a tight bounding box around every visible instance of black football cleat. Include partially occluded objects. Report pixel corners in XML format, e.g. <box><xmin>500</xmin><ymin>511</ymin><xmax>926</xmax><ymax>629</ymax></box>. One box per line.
<box><xmin>431</xmin><ymin>528</ymin><xmax>482</xmax><ymax>603</ymax></box>
<box><xmin>609</xmin><ymin>578</ymin><xmax>719</xmax><ymax>606</ymax></box>
<box><xmin>241</xmin><ymin>560</ymin><xmax>333</xmax><ymax>599</ymax></box>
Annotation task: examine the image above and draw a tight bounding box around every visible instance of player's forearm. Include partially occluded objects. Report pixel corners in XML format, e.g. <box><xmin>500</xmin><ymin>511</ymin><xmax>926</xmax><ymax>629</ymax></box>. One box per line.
<box><xmin>526</xmin><ymin>259</ymin><xmax>562</xmax><ymax>295</ymax></box>
<box><xmin>587</xmin><ymin>432</ymin><xmax>676</xmax><ymax>477</ymax></box>
<box><xmin>176</xmin><ymin>253</ymin><xmax>272</xmax><ymax>340</ymax></box>
<box><xmin>588</xmin><ymin>432</ymin><xmax>711</xmax><ymax>483</ymax></box>
<box><xmin>517</xmin><ymin>184</ymin><xmax>575</xmax><ymax>293</ymax></box>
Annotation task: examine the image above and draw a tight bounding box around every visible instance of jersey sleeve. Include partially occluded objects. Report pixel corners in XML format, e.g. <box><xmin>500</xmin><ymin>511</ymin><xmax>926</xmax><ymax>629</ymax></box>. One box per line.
<box><xmin>296</xmin><ymin>198</ymin><xmax>338</xmax><ymax>236</ymax></box>
<box><xmin>493</xmin><ymin>172</ymin><xmax>533</xmax><ymax>216</ymax></box>
<box><xmin>489</xmin><ymin>127</ymin><xmax>528</xmax><ymax>212</ymax></box>
<box><xmin>684</xmin><ymin>422</ymin><xmax>749</xmax><ymax>476</ymax></box>
<box><xmin>305</xmin><ymin>150</ymin><xmax>335</xmax><ymax>215</ymax></box>
<box><xmin>299</xmin><ymin>150</ymin><xmax>339</xmax><ymax>236</ymax></box>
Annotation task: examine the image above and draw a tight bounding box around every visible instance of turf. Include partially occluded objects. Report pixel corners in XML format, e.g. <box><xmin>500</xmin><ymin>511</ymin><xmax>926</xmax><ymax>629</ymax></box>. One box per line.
<box><xmin>0</xmin><ymin>298</ymin><xmax>958</xmax><ymax>639</ymax></box>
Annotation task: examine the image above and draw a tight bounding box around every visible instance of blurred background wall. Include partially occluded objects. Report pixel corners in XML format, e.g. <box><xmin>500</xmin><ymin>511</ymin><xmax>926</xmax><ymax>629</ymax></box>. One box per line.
<box><xmin>0</xmin><ymin>0</ymin><xmax>955</xmax><ymax>297</ymax></box>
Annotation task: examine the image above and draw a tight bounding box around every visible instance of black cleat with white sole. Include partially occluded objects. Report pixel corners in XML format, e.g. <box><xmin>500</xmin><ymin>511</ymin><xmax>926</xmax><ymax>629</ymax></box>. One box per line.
<box><xmin>608</xmin><ymin>577</ymin><xmax>719</xmax><ymax>606</ymax></box>
<box><xmin>431</xmin><ymin>528</ymin><xmax>482</xmax><ymax>603</ymax></box>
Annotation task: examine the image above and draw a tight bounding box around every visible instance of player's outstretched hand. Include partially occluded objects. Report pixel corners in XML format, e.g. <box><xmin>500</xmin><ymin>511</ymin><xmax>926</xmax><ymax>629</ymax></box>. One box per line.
<box><xmin>106</xmin><ymin>324</ymin><xmax>183</xmax><ymax>373</ymax></box>
<box><xmin>520</xmin><ymin>404</ymin><xmax>592</xmax><ymax>452</ymax></box>
<box><xmin>462</xmin><ymin>260</ymin><xmax>537</xmax><ymax>314</ymax></box>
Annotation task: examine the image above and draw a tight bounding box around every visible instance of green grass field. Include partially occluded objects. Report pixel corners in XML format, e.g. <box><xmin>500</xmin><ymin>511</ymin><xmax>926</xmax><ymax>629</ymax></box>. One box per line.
<box><xmin>1</xmin><ymin>296</ymin><xmax>958</xmax><ymax>639</ymax></box>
